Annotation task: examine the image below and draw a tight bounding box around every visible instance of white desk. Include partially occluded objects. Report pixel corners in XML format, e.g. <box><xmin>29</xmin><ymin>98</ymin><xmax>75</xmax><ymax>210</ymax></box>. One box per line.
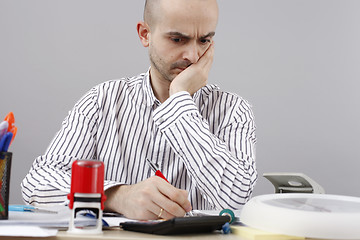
<box><xmin>0</xmin><ymin>228</ymin><xmax>242</xmax><ymax>240</ymax></box>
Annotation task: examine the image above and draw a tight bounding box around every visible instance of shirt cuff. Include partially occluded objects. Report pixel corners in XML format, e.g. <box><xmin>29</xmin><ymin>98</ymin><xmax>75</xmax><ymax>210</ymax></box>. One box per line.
<box><xmin>153</xmin><ymin>91</ymin><xmax>199</xmax><ymax>130</ymax></box>
<box><xmin>104</xmin><ymin>181</ymin><xmax>126</xmax><ymax>191</ymax></box>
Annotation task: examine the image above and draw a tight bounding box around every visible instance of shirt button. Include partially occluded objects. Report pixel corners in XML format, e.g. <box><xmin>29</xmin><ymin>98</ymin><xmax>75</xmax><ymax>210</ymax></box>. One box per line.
<box><xmin>158</xmin><ymin>118</ymin><xmax>165</xmax><ymax>124</ymax></box>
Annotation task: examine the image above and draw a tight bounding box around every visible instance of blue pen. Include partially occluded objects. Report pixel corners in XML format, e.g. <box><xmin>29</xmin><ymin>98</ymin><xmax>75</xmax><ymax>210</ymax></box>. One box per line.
<box><xmin>9</xmin><ymin>204</ymin><xmax>57</xmax><ymax>214</ymax></box>
<box><xmin>0</xmin><ymin>121</ymin><xmax>8</xmax><ymax>140</ymax></box>
<box><xmin>0</xmin><ymin>132</ymin><xmax>12</xmax><ymax>152</ymax></box>
<box><xmin>82</xmin><ymin>212</ymin><xmax>109</xmax><ymax>227</ymax></box>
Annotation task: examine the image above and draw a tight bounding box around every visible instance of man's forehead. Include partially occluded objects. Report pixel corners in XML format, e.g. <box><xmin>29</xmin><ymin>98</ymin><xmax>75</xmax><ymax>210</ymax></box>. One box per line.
<box><xmin>155</xmin><ymin>0</ymin><xmax>218</xmax><ymax>25</ymax></box>
<box><xmin>159</xmin><ymin>13</ymin><xmax>217</xmax><ymax>38</ymax></box>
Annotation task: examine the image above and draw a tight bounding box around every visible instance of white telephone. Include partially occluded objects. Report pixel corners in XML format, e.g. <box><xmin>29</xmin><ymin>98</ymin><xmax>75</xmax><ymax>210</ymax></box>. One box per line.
<box><xmin>263</xmin><ymin>172</ymin><xmax>325</xmax><ymax>194</ymax></box>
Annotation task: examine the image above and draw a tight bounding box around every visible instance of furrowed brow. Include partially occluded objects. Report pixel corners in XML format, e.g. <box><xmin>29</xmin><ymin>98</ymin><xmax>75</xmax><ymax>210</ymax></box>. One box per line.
<box><xmin>165</xmin><ymin>31</ymin><xmax>215</xmax><ymax>40</ymax></box>
<box><xmin>201</xmin><ymin>32</ymin><xmax>216</xmax><ymax>39</ymax></box>
<box><xmin>166</xmin><ymin>32</ymin><xmax>191</xmax><ymax>40</ymax></box>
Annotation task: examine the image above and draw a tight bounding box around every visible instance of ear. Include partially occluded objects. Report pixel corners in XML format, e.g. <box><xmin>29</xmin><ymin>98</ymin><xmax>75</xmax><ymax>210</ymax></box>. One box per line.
<box><xmin>137</xmin><ymin>21</ymin><xmax>150</xmax><ymax>47</ymax></box>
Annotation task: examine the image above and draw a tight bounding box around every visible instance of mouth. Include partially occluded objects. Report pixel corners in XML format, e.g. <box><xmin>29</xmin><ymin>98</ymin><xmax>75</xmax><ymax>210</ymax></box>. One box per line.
<box><xmin>171</xmin><ymin>62</ymin><xmax>192</xmax><ymax>72</ymax></box>
<box><xmin>176</xmin><ymin>67</ymin><xmax>186</xmax><ymax>71</ymax></box>
<box><xmin>171</xmin><ymin>67</ymin><xmax>186</xmax><ymax>73</ymax></box>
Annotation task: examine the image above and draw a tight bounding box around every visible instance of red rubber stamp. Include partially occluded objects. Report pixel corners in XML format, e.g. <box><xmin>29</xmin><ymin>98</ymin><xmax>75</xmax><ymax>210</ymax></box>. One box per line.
<box><xmin>67</xmin><ymin>160</ymin><xmax>107</xmax><ymax>234</ymax></box>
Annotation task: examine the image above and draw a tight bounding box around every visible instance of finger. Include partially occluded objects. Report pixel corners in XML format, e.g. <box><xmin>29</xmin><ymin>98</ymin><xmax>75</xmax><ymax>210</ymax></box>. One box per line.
<box><xmin>150</xmin><ymin>187</ymin><xmax>187</xmax><ymax>217</ymax></box>
<box><xmin>142</xmin><ymin>209</ymin><xmax>159</xmax><ymax>220</ymax></box>
<box><xmin>147</xmin><ymin>202</ymin><xmax>165</xmax><ymax>219</ymax></box>
<box><xmin>149</xmin><ymin>203</ymin><xmax>175</xmax><ymax>220</ymax></box>
<box><xmin>155</xmin><ymin>180</ymin><xmax>190</xmax><ymax>214</ymax></box>
<box><xmin>145</xmin><ymin>178</ymin><xmax>188</xmax><ymax>217</ymax></box>
<box><xmin>200</xmin><ymin>42</ymin><xmax>215</xmax><ymax>61</ymax></box>
<box><xmin>143</xmin><ymin>187</ymin><xmax>177</xmax><ymax>220</ymax></box>
<box><xmin>203</xmin><ymin>43</ymin><xmax>215</xmax><ymax>67</ymax></box>
<box><xmin>159</xmin><ymin>185</ymin><xmax>190</xmax><ymax>210</ymax></box>
<box><xmin>157</xmin><ymin>184</ymin><xmax>192</xmax><ymax>214</ymax></box>
<box><xmin>196</xmin><ymin>43</ymin><xmax>214</xmax><ymax>71</ymax></box>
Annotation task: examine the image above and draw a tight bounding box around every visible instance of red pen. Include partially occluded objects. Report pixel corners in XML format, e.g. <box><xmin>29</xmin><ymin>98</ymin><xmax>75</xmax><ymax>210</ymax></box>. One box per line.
<box><xmin>146</xmin><ymin>158</ymin><xmax>169</xmax><ymax>183</ymax></box>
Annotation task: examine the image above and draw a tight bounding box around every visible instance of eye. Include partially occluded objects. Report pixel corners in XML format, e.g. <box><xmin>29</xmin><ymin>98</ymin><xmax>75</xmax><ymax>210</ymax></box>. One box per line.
<box><xmin>200</xmin><ymin>39</ymin><xmax>211</xmax><ymax>44</ymax></box>
<box><xmin>171</xmin><ymin>38</ymin><xmax>182</xmax><ymax>43</ymax></box>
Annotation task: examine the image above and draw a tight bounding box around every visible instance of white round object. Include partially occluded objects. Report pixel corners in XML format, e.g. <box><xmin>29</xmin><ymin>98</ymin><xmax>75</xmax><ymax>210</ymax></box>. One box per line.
<box><xmin>240</xmin><ymin>194</ymin><xmax>360</xmax><ymax>239</ymax></box>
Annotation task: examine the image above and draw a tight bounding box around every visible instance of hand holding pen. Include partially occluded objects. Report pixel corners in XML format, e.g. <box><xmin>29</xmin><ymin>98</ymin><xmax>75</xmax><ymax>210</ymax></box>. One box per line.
<box><xmin>146</xmin><ymin>158</ymin><xmax>193</xmax><ymax>218</ymax></box>
<box><xmin>104</xmin><ymin>160</ymin><xmax>192</xmax><ymax>220</ymax></box>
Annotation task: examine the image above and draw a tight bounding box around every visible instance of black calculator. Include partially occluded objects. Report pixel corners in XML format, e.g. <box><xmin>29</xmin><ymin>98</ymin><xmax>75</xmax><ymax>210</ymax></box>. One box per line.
<box><xmin>120</xmin><ymin>215</ymin><xmax>230</xmax><ymax>235</ymax></box>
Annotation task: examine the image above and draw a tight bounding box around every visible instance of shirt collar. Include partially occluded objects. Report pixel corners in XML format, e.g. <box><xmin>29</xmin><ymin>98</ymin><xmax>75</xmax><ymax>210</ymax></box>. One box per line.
<box><xmin>142</xmin><ymin>68</ymin><xmax>161</xmax><ymax>107</ymax></box>
<box><xmin>193</xmin><ymin>83</ymin><xmax>220</xmax><ymax>102</ymax></box>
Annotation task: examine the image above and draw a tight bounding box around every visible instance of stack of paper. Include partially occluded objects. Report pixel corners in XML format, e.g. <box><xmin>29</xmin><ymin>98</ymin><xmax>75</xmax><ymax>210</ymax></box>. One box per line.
<box><xmin>231</xmin><ymin>225</ymin><xmax>305</xmax><ymax>240</ymax></box>
<box><xmin>0</xmin><ymin>205</ymin><xmax>96</xmax><ymax>237</ymax></box>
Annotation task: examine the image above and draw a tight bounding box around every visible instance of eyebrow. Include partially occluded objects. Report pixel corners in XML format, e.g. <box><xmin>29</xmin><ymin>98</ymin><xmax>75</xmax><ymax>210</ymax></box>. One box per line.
<box><xmin>201</xmin><ymin>32</ymin><xmax>216</xmax><ymax>39</ymax></box>
<box><xmin>166</xmin><ymin>31</ymin><xmax>216</xmax><ymax>40</ymax></box>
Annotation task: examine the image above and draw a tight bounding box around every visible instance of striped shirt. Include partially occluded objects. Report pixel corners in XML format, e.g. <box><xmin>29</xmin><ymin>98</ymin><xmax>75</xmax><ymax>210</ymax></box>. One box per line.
<box><xmin>21</xmin><ymin>70</ymin><xmax>257</xmax><ymax>210</ymax></box>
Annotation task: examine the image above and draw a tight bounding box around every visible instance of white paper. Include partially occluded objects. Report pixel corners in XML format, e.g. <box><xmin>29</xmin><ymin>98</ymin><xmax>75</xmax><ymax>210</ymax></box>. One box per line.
<box><xmin>0</xmin><ymin>225</ymin><xmax>57</xmax><ymax>237</ymax></box>
<box><xmin>1</xmin><ymin>205</ymin><xmax>96</xmax><ymax>228</ymax></box>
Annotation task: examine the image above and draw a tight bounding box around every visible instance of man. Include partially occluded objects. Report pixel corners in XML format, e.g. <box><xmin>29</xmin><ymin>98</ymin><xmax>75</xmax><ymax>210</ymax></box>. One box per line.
<box><xmin>21</xmin><ymin>0</ymin><xmax>257</xmax><ymax>220</ymax></box>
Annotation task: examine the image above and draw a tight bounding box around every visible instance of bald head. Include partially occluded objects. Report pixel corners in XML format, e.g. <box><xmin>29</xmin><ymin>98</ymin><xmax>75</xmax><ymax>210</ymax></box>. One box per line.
<box><xmin>144</xmin><ymin>0</ymin><xmax>218</xmax><ymax>30</ymax></box>
<box><xmin>143</xmin><ymin>0</ymin><xmax>159</xmax><ymax>29</ymax></box>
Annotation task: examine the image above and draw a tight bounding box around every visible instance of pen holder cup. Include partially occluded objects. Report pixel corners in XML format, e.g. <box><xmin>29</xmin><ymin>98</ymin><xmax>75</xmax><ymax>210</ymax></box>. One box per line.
<box><xmin>0</xmin><ymin>152</ymin><xmax>12</xmax><ymax>220</ymax></box>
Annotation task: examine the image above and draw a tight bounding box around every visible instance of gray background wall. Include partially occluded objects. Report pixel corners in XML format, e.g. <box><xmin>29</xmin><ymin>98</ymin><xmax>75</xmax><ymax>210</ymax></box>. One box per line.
<box><xmin>1</xmin><ymin>0</ymin><xmax>359</xmax><ymax>204</ymax></box>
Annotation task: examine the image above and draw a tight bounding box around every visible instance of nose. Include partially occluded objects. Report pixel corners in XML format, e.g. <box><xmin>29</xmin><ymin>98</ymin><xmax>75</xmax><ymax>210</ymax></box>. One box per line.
<box><xmin>183</xmin><ymin>42</ymin><xmax>201</xmax><ymax>64</ymax></box>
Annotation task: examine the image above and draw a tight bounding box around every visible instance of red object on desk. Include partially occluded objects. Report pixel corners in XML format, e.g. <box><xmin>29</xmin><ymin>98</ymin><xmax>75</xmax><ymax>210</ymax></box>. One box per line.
<box><xmin>67</xmin><ymin>160</ymin><xmax>107</xmax><ymax>210</ymax></box>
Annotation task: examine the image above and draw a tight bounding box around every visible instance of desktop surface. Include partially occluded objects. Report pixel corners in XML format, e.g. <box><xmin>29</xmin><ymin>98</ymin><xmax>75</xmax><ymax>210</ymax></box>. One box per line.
<box><xmin>0</xmin><ymin>228</ymin><xmax>242</xmax><ymax>240</ymax></box>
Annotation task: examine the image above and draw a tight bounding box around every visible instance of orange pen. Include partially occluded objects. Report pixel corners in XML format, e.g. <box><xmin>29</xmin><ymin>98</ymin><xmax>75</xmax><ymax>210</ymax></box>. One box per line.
<box><xmin>4</xmin><ymin>112</ymin><xmax>14</xmax><ymax>132</ymax></box>
<box><xmin>4</xmin><ymin>112</ymin><xmax>17</xmax><ymax>144</ymax></box>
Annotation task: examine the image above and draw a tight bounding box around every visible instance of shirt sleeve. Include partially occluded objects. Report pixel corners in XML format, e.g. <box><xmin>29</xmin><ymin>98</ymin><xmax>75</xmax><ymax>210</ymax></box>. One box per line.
<box><xmin>20</xmin><ymin>87</ymin><xmax>120</xmax><ymax>206</ymax></box>
<box><xmin>153</xmin><ymin>91</ymin><xmax>257</xmax><ymax>210</ymax></box>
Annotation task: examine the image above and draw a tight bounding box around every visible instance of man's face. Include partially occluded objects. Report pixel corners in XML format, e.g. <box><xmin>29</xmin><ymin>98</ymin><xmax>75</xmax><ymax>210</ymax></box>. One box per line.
<box><xmin>148</xmin><ymin>0</ymin><xmax>218</xmax><ymax>83</ymax></box>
